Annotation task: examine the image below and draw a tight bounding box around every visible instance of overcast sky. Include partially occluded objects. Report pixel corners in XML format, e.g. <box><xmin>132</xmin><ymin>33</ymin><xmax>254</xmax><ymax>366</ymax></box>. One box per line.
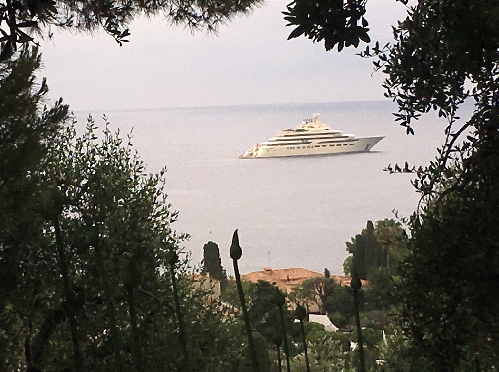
<box><xmin>40</xmin><ymin>0</ymin><xmax>408</xmax><ymax>111</ymax></box>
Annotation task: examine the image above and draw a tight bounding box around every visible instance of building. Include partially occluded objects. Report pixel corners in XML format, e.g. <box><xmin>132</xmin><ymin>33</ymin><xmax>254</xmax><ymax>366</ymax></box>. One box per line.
<box><xmin>241</xmin><ymin>267</ymin><xmax>322</xmax><ymax>294</ymax></box>
<box><xmin>242</xmin><ymin>267</ymin><xmax>367</xmax><ymax>293</ymax></box>
<box><xmin>242</xmin><ymin>267</ymin><xmax>368</xmax><ymax>314</ymax></box>
<box><xmin>308</xmin><ymin>314</ymin><xmax>339</xmax><ymax>332</ymax></box>
<box><xmin>191</xmin><ymin>272</ymin><xmax>221</xmax><ymax>298</ymax></box>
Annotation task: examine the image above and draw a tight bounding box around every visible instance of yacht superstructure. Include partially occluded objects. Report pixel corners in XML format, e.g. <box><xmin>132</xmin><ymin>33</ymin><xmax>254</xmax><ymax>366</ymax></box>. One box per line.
<box><xmin>241</xmin><ymin>114</ymin><xmax>384</xmax><ymax>158</ymax></box>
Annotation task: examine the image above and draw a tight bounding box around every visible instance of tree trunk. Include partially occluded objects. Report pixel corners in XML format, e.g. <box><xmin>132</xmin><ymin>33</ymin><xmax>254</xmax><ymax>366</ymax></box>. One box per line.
<box><xmin>276</xmin><ymin>342</ymin><xmax>282</xmax><ymax>372</ymax></box>
<box><xmin>127</xmin><ymin>287</ymin><xmax>144</xmax><ymax>372</ymax></box>
<box><xmin>93</xmin><ymin>234</ymin><xmax>123</xmax><ymax>372</ymax></box>
<box><xmin>170</xmin><ymin>258</ymin><xmax>188</xmax><ymax>371</ymax></box>
<box><xmin>54</xmin><ymin>218</ymin><xmax>83</xmax><ymax>372</ymax></box>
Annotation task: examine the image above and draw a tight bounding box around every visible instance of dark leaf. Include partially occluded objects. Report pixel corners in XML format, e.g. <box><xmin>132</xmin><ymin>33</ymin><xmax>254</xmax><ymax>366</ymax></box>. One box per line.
<box><xmin>288</xmin><ymin>25</ymin><xmax>305</xmax><ymax>40</ymax></box>
<box><xmin>337</xmin><ymin>40</ymin><xmax>344</xmax><ymax>52</ymax></box>
<box><xmin>358</xmin><ymin>31</ymin><xmax>370</xmax><ymax>43</ymax></box>
<box><xmin>325</xmin><ymin>38</ymin><xmax>336</xmax><ymax>51</ymax></box>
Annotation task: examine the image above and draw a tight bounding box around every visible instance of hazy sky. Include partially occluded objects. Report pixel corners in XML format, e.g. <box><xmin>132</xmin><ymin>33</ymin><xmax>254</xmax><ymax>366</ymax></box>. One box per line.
<box><xmin>40</xmin><ymin>0</ymin><xmax>408</xmax><ymax>111</ymax></box>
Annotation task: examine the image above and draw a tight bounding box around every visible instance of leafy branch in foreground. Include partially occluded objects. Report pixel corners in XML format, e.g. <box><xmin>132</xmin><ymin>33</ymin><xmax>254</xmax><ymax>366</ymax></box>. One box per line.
<box><xmin>0</xmin><ymin>0</ymin><xmax>263</xmax><ymax>60</ymax></box>
<box><xmin>0</xmin><ymin>46</ymin><xmax>69</xmax><ymax>371</ymax></box>
<box><xmin>2</xmin><ymin>106</ymin><xmax>250</xmax><ymax>371</ymax></box>
<box><xmin>283</xmin><ymin>0</ymin><xmax>370</xmax><ymax>51</ymax></box>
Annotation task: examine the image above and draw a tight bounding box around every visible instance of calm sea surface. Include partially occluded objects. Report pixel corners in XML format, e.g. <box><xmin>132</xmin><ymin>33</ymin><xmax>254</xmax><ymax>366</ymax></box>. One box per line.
<box><xmin>74</xmin><ymin>100</ymin><xmax>471</xmax><ymax>275</ymax></box>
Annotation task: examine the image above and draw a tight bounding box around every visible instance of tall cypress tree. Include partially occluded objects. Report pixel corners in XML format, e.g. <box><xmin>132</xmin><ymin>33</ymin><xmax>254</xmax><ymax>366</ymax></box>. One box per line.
<box><xmin>202</xmin><ymin>241</ymin><xmax>227</xmax><ymax>283</ymax></box>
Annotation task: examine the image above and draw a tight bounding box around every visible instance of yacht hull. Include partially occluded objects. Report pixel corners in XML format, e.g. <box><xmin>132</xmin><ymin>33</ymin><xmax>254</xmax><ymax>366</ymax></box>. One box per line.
<box><xmin>242</xmin><ymin>136</ymin><xmax>384</xmax><ymax>159</ymax></box>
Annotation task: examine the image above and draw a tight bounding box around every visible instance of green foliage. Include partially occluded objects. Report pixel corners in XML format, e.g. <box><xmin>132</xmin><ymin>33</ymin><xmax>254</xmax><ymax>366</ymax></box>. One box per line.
<box><xmin>290</xmin><ymin>275</ymin><xmax>335</xmax><ymax>315</ymax></box>
<box><xmin>221</xmin><ymin>278</ymin><xmax>257</xmax><ymax>308</ymax></box>
<box><xmin>362</xmin><ymin>268</ymin><xmax>397</xmax><ymax>312</ymax></box>
<box><xmin>350</xmin><ymin>327</ymin><xmax>382</xmax><ymax>349</ymax></box>
<box><xmin>325</xmin><ymin>285</ymin><xmax>355</xmax><ymax>323</ymax></box>
<box><xmin>328</xmin><ymin>311</ymin><xmax>348</xmax><ymax>329</ymax></box>
<box><xmin>283</xmin><ymin>0</ymin><xmax>499</xmax><ymax>369</ymax></box>
<box><xmin>248</xmin><ymin>281</ymin><xmax>300</xmax><ymax>349</ymax></box>
<box><xmin>398</xmin><ymin>176</ymin><xmax>499</xmax><ymax>370</ymax></box>
<box><xmin>381</xmin><ymin>0</ymin><xmax>499</xmax><ymax>133</ymax></box>
<box><xmin>0</xmin><ymin>46</ymin><xmax>69</xmax><ymax>371</ymax></box>
<box><xmin>1</xmin><ymin>113</ymin><xmax>249</xmax><ymax>371</ymax></box>
<box><xmin>378</xmin><ymin>323</ymin><xmax>425</xmax><ymax>372</ymax></box>
<box><xmin>380</xmin><ymin>2</ymin><xmax>499</xmax><ymax>369</ymax></box>
<box><xmin>344</xmin><ymin>219</ymin><xmax>408</xmax><ymax>281</ymax></box>
<box><xmin>40</xmin><ymin>118</ymin><xmax>187</xmax><ymax>371</ymax></box>
<box><xmin>295</xmin><ymin>303</ymin><xmax>307</xmax><ymax>321</ymax></box>
<box><xmin>183</xmin><ymin>288</ymin><xmax>247</xmax><ymax>372</ymax></box>
<box><xmin>342</xmin><ymin>255</ymin><xmax>353</xmax><ymax>276</ymax></box>
<box><xmin>238</xmin><ymin>332</ymin><xmax>271</xmax><ymax>372</ymax></box>
<box><xmin>283</xmin><ymin>0</ymin><xmax>370</xmax><ymax>51</ymax></box>
<box><xmin>300</xmin><ymin>324</ymin><xmax>351</xmax><ymax>372</ymax></box>
<box><xmin>0</xmin><ymin>46</ymin><xmax>67</xmax><ymax>243</ymax></box>
<box><xmin>305</xmin><ymin>323</ymin><xmax>349</xmax><ymax>352</ymax></box>
<box><xmin>248</xmin><ymin>281</ymin><xmax>282</xmax><ymax>324</ymax></box>
<box><xmin>346</xmin><ymin>221</ymin><xmax>384</xmax><ymax>280</ymax></box>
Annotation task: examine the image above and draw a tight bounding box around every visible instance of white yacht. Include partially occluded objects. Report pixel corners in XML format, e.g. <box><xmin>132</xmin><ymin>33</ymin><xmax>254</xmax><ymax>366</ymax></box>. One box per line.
<box><xmin>241</xmin><ymin>114</ymin><xmax>384</xmax><ymax>159</ymax></box>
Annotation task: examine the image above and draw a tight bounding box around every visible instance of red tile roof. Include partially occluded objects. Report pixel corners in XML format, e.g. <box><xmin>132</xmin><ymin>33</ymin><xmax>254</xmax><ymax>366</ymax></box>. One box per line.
<box><xmin>241</xmin><ymin>267</ymin><xmax>367</xmax><ymax>293</ymax></box>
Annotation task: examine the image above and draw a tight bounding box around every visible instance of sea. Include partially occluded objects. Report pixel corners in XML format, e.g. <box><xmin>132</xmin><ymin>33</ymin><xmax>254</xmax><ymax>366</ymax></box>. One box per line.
<box><xmin>73</xmin><ymin>100</ymin><xmax>472</xmax><ymax>276</ymax></box>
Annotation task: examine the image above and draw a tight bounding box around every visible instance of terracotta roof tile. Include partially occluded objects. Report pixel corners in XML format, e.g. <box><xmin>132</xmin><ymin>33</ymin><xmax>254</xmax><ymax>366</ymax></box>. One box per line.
<box><xmin>241</xmin><ymin>268</ymin><xmax>367</xmax><ymax>293</ymax></box>
<box><xmin>241</xmin><ymin>268</ymin><xmax>321</xmax><ymax>293</ymax></box>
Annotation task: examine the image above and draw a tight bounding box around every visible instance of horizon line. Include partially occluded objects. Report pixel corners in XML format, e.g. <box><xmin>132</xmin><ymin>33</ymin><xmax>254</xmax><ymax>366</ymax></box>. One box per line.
<box><xmin>71</xmin><ymin>98</ymin><xmax>395</xmax><ymax>115</ymax></box>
